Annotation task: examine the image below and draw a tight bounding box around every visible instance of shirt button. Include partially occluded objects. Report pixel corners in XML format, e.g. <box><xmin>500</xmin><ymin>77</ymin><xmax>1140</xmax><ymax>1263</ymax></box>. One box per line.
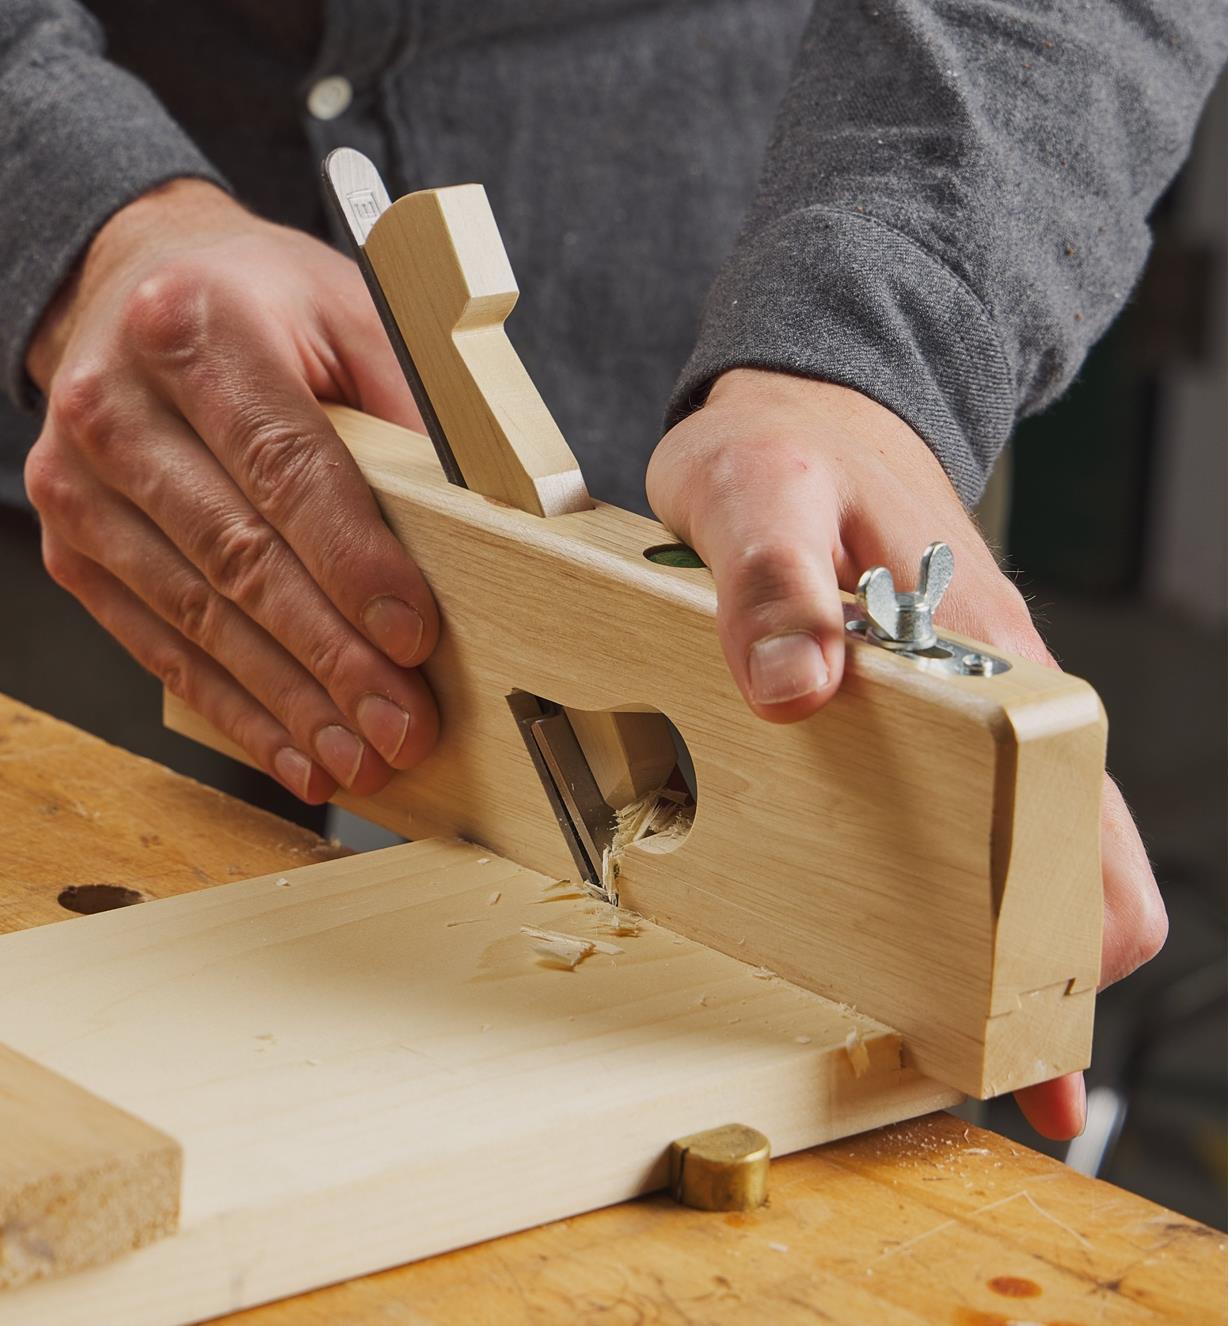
<box><xmin>307</xmin><ymin>76</ymin><xmax>353</xmax><ymax>121</ymax></box>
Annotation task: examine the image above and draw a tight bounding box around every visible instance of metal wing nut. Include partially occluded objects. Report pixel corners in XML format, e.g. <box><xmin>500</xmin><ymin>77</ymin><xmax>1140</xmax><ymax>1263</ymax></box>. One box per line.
<box><xmin>856</xmin><ymin>542</ymin><xmax>954</xmax><ymax>650</ymax></box>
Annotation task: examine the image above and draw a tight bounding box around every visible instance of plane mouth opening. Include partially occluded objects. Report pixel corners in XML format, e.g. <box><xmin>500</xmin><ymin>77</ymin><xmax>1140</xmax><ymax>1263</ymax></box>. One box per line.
<box><xmin>506</xmin><ymin>692</ymin><xmax>695</xmax><ymax>900</ymax></box>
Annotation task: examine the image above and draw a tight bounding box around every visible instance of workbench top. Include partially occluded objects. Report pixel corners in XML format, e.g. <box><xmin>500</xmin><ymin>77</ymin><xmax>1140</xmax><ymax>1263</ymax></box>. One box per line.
<box><xmin>1</xmin><ymin>694</ymin><xmax>1222</xmax><ymax>1325</ymax></box>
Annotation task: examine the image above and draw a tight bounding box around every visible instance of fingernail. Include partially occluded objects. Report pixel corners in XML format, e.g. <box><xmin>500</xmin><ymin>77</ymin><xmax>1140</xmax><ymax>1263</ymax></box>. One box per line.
<box><xmin>357</xmin><ymin>694</ymin><xmax>410</xmax><ymax>764</ymax></box>
<box><xmin>363</xmin><ymin>596</ymin><xmax>424</xmax><ymax>666</ymax></box>
<box><xmin>748</xmin><ymin>632</ymin><xmax>828</xmax><ymax>705</ymax></box>
<box><xmin>273</xmin><ymin>746</ymin><xmax>313</xmax><ymax>799</ymax></box>
<box><xmin>1074</xmin><ymin>1072</ymin><xmax>1088</xmax><ymax>1135</ymax></box>
<box><xmin>314</xmin><ymin>725</ymin><xmax>365</xmax><ymax>787</ymax></box>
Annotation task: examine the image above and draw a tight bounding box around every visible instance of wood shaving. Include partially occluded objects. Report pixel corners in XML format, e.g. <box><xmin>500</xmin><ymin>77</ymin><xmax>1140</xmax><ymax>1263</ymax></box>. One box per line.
<box><xmin>845</xmin><ymin>1029</ymin><xmax>871</xmax><ymax>1077</ymax></box>
<box><xmin>520</xmin><ymin>925</ymin><xmax>623</xmax><ymax>970</ymax></box>
<box><xmin>599</xmin><ymin>787</ymin><xmax>694</xmax><ymax>898</ymax></box>
<box><xmin>604</xmin><ymin>912</ymin><xmax>641</xmax><ymax>937</ymax></box>
<box><xmin>486</xmin><ymin>891</ymin><xmax>502</xmax><ymax>906</ymax></box>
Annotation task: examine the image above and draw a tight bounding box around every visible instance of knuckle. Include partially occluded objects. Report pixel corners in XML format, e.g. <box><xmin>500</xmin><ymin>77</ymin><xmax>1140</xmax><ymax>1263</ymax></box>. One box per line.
<box><xmin>303</xmin><ymin>631</ymin><xmax>351</xmax><ymax>694</ymax></box>
<box><xmin>23</xmin><ymin>441</ymin><xmax>78</xmax><ymax>520</ymax></box>
<box><xmin>252</xmin><ymin>668</ymin><xmax>315</xmax><ymax>745</ymax></box>
<box><xmin>314</xmin><ymin>517</ymin><xmax>370</xmax><ymax>578</ymax></box>
<box><xmin>222</xmin><ymin>702</ymin><xmax>269</xmax><ymax>763</ymax></box>
<box><xmin>239</xmin><ymin>417</ymin><xmax>319</xmax><ymax>513</ymax></box>
<box><xmin>207</xmin><ymin>514</ymin><xmax>278</xmax><ymax>605</ymax></box>
<box><xmin>166</xmin><ymin>577</ymin><xmax>218</xmax><ymax>648</ymax></box>
<box><xmin>727</xmin><ymin>542</ymin><xmax>819</xmax><ymax>613</ymax></box>
<box><xmin>40</xmin><ymin>539</ymin><xmax>80</xmax><ymax>593</ymax></box>
<box><xmin>121</xmin><ymin>265</ymin><xmax>207</xmax><ymax>359</ymax></box>
<box><xmin>148</xmin><ymin>645</ymin><xmax>192</xmax><ymax>705</ymax></box>
<box><xmin>48</xmin><ymin>363</ymin><xmax>119</xmax><ymax>450</ymax></box>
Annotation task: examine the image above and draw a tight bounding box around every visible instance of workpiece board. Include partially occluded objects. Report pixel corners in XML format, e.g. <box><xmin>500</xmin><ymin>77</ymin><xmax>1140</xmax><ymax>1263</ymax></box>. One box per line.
<box><xmin>0</xmin><ymin>836</ymin><xmax>958</xmax><ymax>1325</ymax></box>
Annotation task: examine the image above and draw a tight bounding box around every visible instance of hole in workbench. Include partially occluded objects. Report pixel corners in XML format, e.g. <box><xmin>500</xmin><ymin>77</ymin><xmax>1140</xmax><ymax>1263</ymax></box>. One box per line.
<box><xmin>58</xmin><ymin>883</ymin><xmax>148</xmax><ymax>915</ymax></box>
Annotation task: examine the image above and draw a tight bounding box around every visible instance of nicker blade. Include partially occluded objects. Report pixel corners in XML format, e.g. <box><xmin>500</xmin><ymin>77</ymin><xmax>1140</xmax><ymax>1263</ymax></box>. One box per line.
<box><xmin>321</xmin><ymin>148</ymin><xmax>466</xmax><ymax>488</ymax></box>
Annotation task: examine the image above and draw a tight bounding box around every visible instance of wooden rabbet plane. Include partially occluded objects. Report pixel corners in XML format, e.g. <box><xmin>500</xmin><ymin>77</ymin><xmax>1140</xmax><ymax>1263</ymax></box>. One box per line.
<box><xmin>172</xmin><ymin>146</ymin><xmax>1105</xmax><ymax>1100</ymax></box>
<box><xmin>277</xmin><ymin>147</ymin><xmax>1102</xmax><ymax>1100</ymax></box>
<box><xmin>0</xmin><ymin>150</ymin><xmax>1103</xmax><ymax>1321</ymax></box>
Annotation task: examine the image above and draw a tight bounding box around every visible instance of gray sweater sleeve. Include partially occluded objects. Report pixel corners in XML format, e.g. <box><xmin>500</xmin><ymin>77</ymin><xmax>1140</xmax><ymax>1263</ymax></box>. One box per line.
<box><xmin>0</xmin><ymin>1</ymin><xmax>227</xmax><ymax>409</ymax></box>
<box><xmin>668</xmin><ymin>0</ymin><xmax>1226</xmax><ymax>506</ymax></box>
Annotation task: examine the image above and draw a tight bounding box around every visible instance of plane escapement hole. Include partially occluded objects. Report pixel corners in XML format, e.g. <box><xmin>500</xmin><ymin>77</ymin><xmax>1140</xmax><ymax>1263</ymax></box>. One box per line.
<box><xmin>506</xmin><ymin>692</ymin><xmax>697</xmax><ymax>894</ymax></box>
<box><xmin>644</xmin><ymin>543</ymin><xmax>707</xmax><ymax>569</ymax></box>
<box><xmin>58</xmin><ymin>883</ymin><xmax>148</xmax><ymax>915</ymax></box>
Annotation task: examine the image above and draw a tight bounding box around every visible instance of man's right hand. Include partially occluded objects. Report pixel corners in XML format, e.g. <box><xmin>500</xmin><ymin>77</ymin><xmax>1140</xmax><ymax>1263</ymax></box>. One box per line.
<box><xmin>24</xmin><ymin>178</ymin><xmax>441</xmax><ymax>803</ymax></box>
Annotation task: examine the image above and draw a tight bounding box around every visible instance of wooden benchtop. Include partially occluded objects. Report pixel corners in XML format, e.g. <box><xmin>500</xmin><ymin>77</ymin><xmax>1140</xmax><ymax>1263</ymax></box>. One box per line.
<box><xmin>1</xmin><ymin>694</ymin><xmax>1222</xmax><ymax>1324</ymax></box>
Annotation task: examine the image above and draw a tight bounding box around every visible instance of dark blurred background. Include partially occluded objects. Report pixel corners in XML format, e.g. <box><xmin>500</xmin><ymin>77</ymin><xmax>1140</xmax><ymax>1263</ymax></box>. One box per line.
<box><xmin>0</xmin><ymin>79</ymin><xmax>1223</xmax><ymax>1228</ymax></box>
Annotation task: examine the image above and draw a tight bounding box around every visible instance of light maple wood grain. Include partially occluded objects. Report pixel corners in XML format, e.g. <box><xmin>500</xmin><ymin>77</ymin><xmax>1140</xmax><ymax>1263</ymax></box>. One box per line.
<box><xmin>167</xmin><ymin>406</ymin><xmax>1105</xmax><ymax>1099</ymax></box>
<box><xmin>0</xmin><ymin>834</ymin><xmax>955</xmax><ymax>1323</ymax></box>
<box><xmin>1</xmin><ymin>695</ymin><xmax>1220</xmax><ymax>1326</ymax></box>
<box><xmin>0</xmin><ymin>1045</ymin><xmax>180</xmax><ymax>1289</ymax></box>
<box><xmin>363</xmin><ymin>184</ymin><xmax>591</xmax><ymax>518</ymax></box>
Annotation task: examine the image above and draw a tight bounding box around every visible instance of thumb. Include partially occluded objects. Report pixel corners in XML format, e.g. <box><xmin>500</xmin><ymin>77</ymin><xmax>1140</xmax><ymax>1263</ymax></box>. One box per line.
<box><xmin>648</xmin><ymin>429</ymin><xmax>847</xmax><ymax>724</ymax></box>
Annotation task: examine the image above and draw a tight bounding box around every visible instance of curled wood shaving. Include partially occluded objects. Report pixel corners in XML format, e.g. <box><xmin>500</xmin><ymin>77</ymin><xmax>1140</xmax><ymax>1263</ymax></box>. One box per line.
<box><xmin>599</xmin><ymin>787</ymin><xmax>694</xmax><ymax>898</ymax></box>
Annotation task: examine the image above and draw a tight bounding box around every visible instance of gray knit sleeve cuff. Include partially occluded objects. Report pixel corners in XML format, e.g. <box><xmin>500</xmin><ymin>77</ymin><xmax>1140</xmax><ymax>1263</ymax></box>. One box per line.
<box><xmin>666</xmin><ymin>207</ymin><xmax>1017</xmax><ymax>508</ymax></box>
<box><xmin>0</xmin><ymin>48</ymin><xmax>229</xmax><ymax>410</ymax></box>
